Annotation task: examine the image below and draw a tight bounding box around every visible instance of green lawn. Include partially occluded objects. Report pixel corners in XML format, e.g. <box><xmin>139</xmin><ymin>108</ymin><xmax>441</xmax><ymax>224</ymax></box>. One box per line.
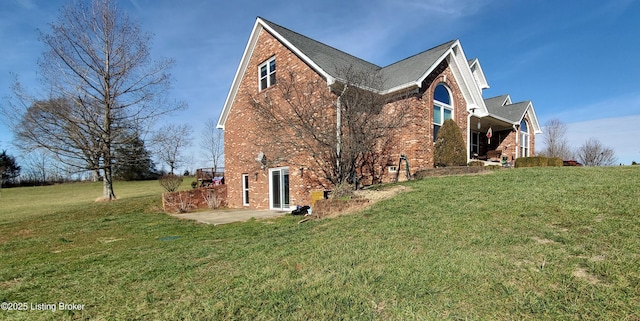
<box><xmin>0</xmin><ymin>167</ymin><xmax>639</xmax><ymax>320</ymax></box>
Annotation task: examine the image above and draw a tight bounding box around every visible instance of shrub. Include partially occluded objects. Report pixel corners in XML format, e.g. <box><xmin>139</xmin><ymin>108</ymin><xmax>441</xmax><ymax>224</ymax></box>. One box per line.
<box><xmin>434</xmin><ymin>119</ymin><xmax>467</xmax><ymax>167</ymax></box>
<box><xmin>158</xmin><ymin>175</ymin><xmax>183</xmax><ymax>192</ymax></box>
<box><xmin>468</xmin><ymin>161</ymin><xmax>485</xmax><ymax>167</ymax></box>
<box><xmin>515</xmin><ymin>156</ymin><xmax>563</xmax><ymax>168</ymax></box>
<box><xmin>331</xmin><ymin>182</ymin><xmax>354</xmax><ymax>200</ymax></box>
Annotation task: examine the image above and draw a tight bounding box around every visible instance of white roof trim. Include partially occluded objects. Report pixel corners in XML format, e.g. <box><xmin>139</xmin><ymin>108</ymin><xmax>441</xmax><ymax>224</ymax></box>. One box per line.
<box><xmin>217</xmin><ymin>17</ymin><xmax>334</xmax><ymax>129</ymax></box>
<box><xmin>469</xmin><ymin>58</ymin><xmax>490</xmax><ymax>90</ymax></box>
<box><xmin>485</xmin><ymin>101</ymin><xmax>542</xmax><ymax>134</ymax></box>
<box><xmin>523</xmin><ymin>102</ymin><xmax>542</xmax><ymax>134</ymax></box>
<box><xmin>407</xmin><ymin>40</ymin><xmax>489</xmax><ymax>115</ymax></box>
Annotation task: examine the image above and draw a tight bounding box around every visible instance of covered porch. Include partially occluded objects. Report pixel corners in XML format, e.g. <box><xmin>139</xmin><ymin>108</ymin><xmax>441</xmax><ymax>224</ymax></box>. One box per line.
<box><xmin>469</xmin><ymin>115</ymin><xmax>518</xmax><ymax>165</ymax></box>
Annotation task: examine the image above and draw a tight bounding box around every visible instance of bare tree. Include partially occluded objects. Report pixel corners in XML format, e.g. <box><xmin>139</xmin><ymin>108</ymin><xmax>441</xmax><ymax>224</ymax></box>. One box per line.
<box><xmin>576</xmin><ymin>138</ymin><xmax>617</xmax><ymax>166</ymax></box>
<box><xmin>540</xmin><ymin>118</ymin><xmax>572</xmax><ymax>159</ymax></box>
<box><xmin>152</xmin><ymin>124</ymin><xmax>193</xmax><ymax>175</ymax></box>
<box><xmin>2</xmin><ymin>0</ymin><xmax>185</xmax><ymax>200</ymax></box>
<box><xmin>9</xmin><ymin>97</ymin><xmax>104</xmax><ymax>181</ymax></box>
<box><xmin>199</xmin><ymin>119</ymin><xmax>224</xmax><ymax>173</ymax></box>
<box><xmin>248</xmin><ymin>67</ymin><xmax>410</xmax><ymax>189</ymax></box>
<box><xmin>20</xmin><ymin>150</ymin><xmax>53</xmax><ymax>185</ymax></box>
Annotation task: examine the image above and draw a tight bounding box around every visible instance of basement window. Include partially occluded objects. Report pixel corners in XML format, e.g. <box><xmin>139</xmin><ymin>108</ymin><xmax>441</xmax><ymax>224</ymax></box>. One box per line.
<box><xmin>259</xmin><ymin>57</ymin><xmax>276</xmax><ymax>91</ymax></box>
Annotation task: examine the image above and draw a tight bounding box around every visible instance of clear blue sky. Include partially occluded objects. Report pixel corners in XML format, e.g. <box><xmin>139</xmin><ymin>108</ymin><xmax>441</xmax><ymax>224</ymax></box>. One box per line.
<box><xmin>1</xmin><ymin>0</ymin><xmax>639</xmax><ymax>169</ymax></box>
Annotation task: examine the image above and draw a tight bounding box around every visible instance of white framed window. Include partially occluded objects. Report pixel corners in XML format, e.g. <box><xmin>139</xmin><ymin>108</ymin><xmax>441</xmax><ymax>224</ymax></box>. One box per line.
<box><xmin>433</xmin><ymin>83</ymin><xmax>453</xmax><ymax>141</ymax></box>
<box><xmin>259</xmin><ymin>57</ymin><xmax>276</xmax><ymax>91</ymax></box>
<box><xmin>388</xmin><ymin>166</ymin><xmax>397</xmax><ymax>173</ymax></box>
<box><xmin>520</xmin><ymin>120</ymin><xmax>530</xmax><ymax>157</ymax></box>
<box><xmin>242</xmin><ymin>174</ymin><xmax>249</xmax><ymax>206</ymax></box>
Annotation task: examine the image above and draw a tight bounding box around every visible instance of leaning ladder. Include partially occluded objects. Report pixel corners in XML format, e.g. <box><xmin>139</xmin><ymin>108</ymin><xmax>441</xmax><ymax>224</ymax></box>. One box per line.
<box><xmin>394</xmin><ymin>154</ymin><xmax>411</xmax><ymax>183</ymax></box>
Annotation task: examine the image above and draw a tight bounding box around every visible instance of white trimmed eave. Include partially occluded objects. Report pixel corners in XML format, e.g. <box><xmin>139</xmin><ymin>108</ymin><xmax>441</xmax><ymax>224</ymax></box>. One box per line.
<box><xmin>469</xmin><ymin>58</ymin><xmax>490</xmax><ymax>90</ymax></box>
<box><xmin>523</xmin><ymin>102</ymin><xmax>543</xmax><ymax>134</ymax></box>
<box><xmin>396</xmin><ymin>42</ymin><xmax>488</xmax><ymax>115</ymax></box>
<box><xmin>217</xmin><ymin>17</ymin><xmax>334</xmax><ymax>129</ymax></box>
<box><xmin>381</xmin><ymin>41</ymin><xmax>490</xmax><ymax>117</ymax></box>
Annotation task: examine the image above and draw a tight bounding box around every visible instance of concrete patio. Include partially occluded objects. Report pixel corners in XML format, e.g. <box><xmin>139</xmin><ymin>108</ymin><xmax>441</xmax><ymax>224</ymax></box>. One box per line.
<box><xmin>172</xmin><ymin>209</ymin><xmax>288</xmax><ymax>225</ymax></box>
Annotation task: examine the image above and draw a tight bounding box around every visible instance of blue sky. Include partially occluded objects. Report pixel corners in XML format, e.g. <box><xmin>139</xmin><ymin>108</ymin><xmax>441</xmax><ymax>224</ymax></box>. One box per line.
<box><xmin>1</xmin><ymin>0</ymin><xmax>639</xmax><ymax>170</ymax></box>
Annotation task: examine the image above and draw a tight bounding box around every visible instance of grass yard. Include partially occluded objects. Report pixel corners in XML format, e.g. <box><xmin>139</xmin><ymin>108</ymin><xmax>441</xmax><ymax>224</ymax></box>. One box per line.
<box><xmin>0</xmin><ymin>167</ymin><xmax>639</xmax><ymax>320</ymax></box>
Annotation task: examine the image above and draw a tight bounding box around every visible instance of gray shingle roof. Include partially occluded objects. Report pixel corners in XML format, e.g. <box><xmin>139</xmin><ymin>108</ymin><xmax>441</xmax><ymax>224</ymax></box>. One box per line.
<box><xmin>378</xmin><ymin>40</ymin><xmax>455</xmax><ymax>90</ymax></box>
<box><xmin>261</xmin><ymin>18</ymin><xmax>380</xmax><ymax>78</ymax></box>
<box><xmin>484</xmin><ymin>95</ymin><xmax>510</xmax><ymax>110</ymax></box>
<box><xmin>260</xmin><ymin>17</ymin><xmax>455</xmax><ymax>92</ymax></box>
<box><xmin>486</xmin><ymin>98</ymin><xmax>530</xmax><ymax>124</ymax></box>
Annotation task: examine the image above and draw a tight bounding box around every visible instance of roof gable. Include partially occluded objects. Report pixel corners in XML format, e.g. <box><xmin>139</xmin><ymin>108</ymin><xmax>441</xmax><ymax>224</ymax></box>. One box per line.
<box><xmin>468</xmin><ymin>58</ymin><xmax>489</xmax><ymax>90</ymax></box>
<box><xmin>484</xmin><ymin>96</ymin><xmax>542</xmax><ymax>134</ymax></box>
<box><xmin>260</xmin><ymin>18</ymin><xmax>380</xmax><ymax>82</ymax></box>
<box><xmin>484</xmin><ymin>94</ymin><xmax>511</xmax><ymax>110</ymax></box>
<box><xmin>218</xmin><ymin>17</ymin><xmax>501</xmax><ymax>128</ymax></box>
<box><xmin>378</xmin><ymin>40</ymin><xmax>456</xmax><ymax>91</ymax></box>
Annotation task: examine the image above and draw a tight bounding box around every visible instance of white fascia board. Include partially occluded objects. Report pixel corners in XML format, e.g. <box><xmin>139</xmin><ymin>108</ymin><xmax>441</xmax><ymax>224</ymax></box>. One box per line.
<box><xmin>503</xmin><ymin>95</ymin><xmax>512</xmax><ymax>106</ymax></box>
<box><xmin>486</xmin><ymin>114</ymin><xmax>518</xmax><ymax>125</ymax></box>
<box><xmin>380</xmin><ymin>45</ymin><xmax>457</xmax><ymax>96</ymax></box>
<box><xmin>217</xmin><ymin>18</ymin><xmax>334</xmax><ymax>129</ymax></box>
<box><xmin>379</xmin><ymin>82</ymin><xmax>419</xmax><ymax>95</ymax></box>
<box><xmin>217</xmin><ymin>19</ymin><xmax>263</xmax><ymax>129</ymax></box>
<box><xmin>524</xmin><ymin>102</ymin><xmax>543</xmax><ymax>134</ymax></box>
<box><xmin>258</xmin><ymin>18</ymin><xmax>332</xmax><ymax>83</ymax></box>
<box><xmin>448</xmin><ymin>42</ymin><xmax>488</xmax><ymax>115</ymax></box>
<box><xmin>469</xmin><ymin>58</ymin><xmax>490</xmax><ymax>90</ymax></box>
<box><xmin>415</xmin><ymin>45</ymin><xmax>456</xmax><ymax>90</ymax></box>
<box><xmin>379</xmin><ymin>46</ymin><xmax>453</xmax><ymax>95</ymax></box>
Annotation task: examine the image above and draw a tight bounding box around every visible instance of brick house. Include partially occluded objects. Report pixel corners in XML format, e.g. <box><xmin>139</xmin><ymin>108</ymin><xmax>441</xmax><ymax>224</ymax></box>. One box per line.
<box><xmin>217</xmin><ymin>17</ymin><xmax>541</xmax><ymax>210</ymax></box>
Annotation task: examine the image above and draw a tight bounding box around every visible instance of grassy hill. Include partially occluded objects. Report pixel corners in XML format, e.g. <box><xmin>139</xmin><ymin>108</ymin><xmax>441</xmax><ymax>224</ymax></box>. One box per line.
<box><xmin>0</xmin><ymin>167</ymin><xmax>638</xmax><ymax>320</ymax></box>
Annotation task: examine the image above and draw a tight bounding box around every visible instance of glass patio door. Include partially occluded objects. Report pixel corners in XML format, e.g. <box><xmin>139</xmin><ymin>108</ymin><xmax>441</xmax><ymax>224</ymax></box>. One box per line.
<box><xmin>269</xmin><ymin>167</ymin><xmax>290</xmax><ymax>210</ymax></box>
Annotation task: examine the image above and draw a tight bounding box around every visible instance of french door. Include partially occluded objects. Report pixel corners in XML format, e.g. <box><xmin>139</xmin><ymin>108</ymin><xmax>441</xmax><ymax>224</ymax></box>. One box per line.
<box><xmin>269</xmin><ymin>167</ymin><xmax>290</xmax><ymax>210</ymax></box>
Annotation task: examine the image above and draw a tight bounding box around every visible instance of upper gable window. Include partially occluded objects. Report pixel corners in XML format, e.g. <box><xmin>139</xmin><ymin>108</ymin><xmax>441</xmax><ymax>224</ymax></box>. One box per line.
<box><xmin>433</xmin><ymin>84</ymin><xmax>453</xmax><ymax>141</ymax></box>
<box><xmin>259</xmin><ymin>57</ymin><xmax>276</xmax><ymax>91</ymax></box>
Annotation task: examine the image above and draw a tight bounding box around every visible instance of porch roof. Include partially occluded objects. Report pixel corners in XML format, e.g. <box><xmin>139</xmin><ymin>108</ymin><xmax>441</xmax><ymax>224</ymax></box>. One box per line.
<box><xmin>481</xmin><ymin>95</ymin><xmax>542</xmax><ymax>134</ymax></box>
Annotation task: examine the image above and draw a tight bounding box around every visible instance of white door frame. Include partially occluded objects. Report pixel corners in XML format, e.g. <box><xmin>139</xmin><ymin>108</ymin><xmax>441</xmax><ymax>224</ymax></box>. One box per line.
<box><xmin>268</xmin><ymin>167</ymin><xmax>290</xmax><ymax>210</ymax></box>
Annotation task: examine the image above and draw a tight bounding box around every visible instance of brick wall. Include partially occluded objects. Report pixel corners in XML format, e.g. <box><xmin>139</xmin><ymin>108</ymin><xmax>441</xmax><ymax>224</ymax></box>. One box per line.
<box><xmin>224</xmin><ymin>29</ymin><xmax>328</xmax><ymax>209</ymax></box>
<box><xmin>377</xmin><ymin>60</ymin><xmax>470</xmax><ymax>183</ymax></box>
<box><xmin>223</xmin><ymin>28</ymin><xmax>519</xmax><ymax>210</ymax></box>
<box><xmin>162</xmin><ymin>186</ymin><xmax>227</xmax><ymax>213</ymax></box>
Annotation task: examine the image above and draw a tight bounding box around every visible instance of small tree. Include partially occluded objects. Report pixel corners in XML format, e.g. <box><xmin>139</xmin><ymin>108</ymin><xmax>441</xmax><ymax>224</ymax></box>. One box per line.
<box><xmin>248</xmin><ymin>67</ymin><xmax>410</xmax><ymax>189</ymax></box>
<box><xmin>540</xmin><ymin>119</ymin><xmax>572</xmax><ymax>160</ymax></box>
<box><xmin>113</xmin><ymin>132</ymin><xmax>157</xmax><ymax>181</ymax></box>
<box><xmin>0</xmin><ymin>150</ymin><xmax>21</xmax><ymax>187</ymax></box>
<box><xmin>200</xmin><ymin>119</ymin><xmax>224</xmax><ymax>173</ymax></box>
<box><xmin>434</xmin><ymin>119</ymin><xmax>467</xmax><ymax>167</ymax></box>
<box><xmin>151</xmin><ymin>124</ymin><xmax>193</xmax><ymax>175</ymax></box>
<box><xmin>158</xmin><ymin>174</ymin><xmax>183</xmax><ymax>192</ymax></box>
<box><xmin>576</xmin><ymin>138</ymin><xmax>617</xmax><ymax>166</ymax></box>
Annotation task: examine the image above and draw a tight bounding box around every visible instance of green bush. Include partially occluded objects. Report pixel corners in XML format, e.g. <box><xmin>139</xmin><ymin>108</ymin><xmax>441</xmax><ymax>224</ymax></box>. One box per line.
<box><xmin>434</xmin><ymin>119</ymin><xmax>467</xmax><ymax>167</ymax></box>
<box><xmin>468</xmin><ymin>161</ymin><xmax>485</xmax><ymax>167</ymax></box>
<box><xmin>515</xmin><ymin>156</ymin><xmax>563</xmax><ymax>168</ymax></box>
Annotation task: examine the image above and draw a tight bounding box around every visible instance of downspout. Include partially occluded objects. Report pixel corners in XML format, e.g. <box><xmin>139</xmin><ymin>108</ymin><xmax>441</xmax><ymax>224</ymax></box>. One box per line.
<box><xmin>513</xmin><ymin>124</ymin><xmax>519</xmax><ymax>159</ymax></box>
<box><xmin>335</xmin><ymin>84</ymin><xmax>349</xmax><ymax>183</ymax></box>
<box><xmin>467</xmin><ymin>111</ymin><xmax>472</xmax><ymax>162</ymax></box>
